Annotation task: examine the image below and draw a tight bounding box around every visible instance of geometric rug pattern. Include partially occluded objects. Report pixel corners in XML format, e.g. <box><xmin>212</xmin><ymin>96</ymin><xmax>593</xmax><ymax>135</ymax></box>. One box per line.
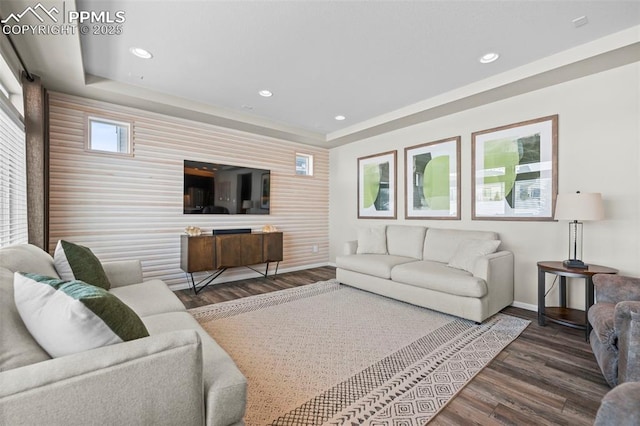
<box><xmin>191</xmin><ymin>280</ymin><xmax>529</xmax><ymax>425</ymax></box>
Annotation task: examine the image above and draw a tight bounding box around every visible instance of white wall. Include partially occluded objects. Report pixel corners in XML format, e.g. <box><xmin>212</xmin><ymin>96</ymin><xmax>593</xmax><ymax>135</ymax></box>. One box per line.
<box><xmin>329</xmin><ymin>63</ymin><xmax>640</xmax><ymax>310</ymax></box>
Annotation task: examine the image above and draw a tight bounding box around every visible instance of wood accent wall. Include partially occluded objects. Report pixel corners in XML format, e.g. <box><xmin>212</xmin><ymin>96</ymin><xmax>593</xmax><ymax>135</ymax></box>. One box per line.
<box><xmin>48</xmin><ymin>93</ymin><xmax>329</xmax><ymax>289</ymax></box>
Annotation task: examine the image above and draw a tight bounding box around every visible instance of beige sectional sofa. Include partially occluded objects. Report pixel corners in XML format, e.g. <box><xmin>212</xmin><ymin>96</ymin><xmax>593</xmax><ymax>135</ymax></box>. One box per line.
<box><xmin>0</xmin><ymin>244</ymin><xmax>246</xmax><ymax>426</ymax></box>
<box><xmin>336</xmin><ymin>225</ymin><xmax>514</xmax><ymax>322</ymax></box>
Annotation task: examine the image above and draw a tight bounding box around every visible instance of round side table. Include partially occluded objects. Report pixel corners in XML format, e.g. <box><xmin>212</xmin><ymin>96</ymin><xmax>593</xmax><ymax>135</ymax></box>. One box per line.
<box><xmin>537</xmin><ymin>261</ymin><xmax>618</xmax><ymax>341</ymax></box>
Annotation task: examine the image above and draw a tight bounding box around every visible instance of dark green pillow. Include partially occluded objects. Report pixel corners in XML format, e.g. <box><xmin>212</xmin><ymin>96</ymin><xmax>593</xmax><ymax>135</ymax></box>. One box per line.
<box><xmin>53</xmin><ymin>240</ymin><xmax>111</xmax><ymax>290</ymax></box>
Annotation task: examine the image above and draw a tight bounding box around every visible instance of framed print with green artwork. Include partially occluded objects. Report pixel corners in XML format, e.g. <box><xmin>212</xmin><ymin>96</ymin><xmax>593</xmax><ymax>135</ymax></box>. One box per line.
<box><xmin>357</xmin><ymin>151</ymin><xmax>397</xmax><ymax>219</ymax></box>
<box><xmin>405</xmin><ymin>137</ymin><xmax>461</xmax><ymax>220</ymax></box>
<box><xmin>472</xmin><ymin>115</ymin><xmax>558</xmax><ymax>220</ymax></box>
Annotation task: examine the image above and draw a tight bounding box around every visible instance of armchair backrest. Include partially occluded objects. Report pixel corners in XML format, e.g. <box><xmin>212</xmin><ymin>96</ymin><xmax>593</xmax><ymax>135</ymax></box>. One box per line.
<box><xmin>594</xmin><ymin>274</ymin><xmax>640</xmax><ymax>304</ymax></box>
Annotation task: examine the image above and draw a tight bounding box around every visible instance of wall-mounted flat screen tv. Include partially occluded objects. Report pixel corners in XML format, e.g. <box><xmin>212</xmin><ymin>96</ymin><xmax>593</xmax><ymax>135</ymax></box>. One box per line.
<box><xmin>184</xmin><ymin>160</ymin><xmax>270</xmax><ymax>215</ymax></box>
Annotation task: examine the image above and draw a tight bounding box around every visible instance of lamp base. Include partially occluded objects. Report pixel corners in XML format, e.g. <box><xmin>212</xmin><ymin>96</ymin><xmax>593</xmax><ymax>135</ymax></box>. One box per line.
<box><xmin>563</xmin><ymin>259</ymin><xmax>588</xmax><ymax>269</ymax></box>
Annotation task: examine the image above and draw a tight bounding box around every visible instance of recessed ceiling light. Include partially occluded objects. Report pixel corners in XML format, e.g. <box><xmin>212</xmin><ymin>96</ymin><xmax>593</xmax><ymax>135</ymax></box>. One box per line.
<box><xmin>335</xmin><ymin>115</ymin><xmax>346</xmax><ymax>121</ymax></box>
<box><xmin>479</xmin><ymin>52</ymin><xmax>500</xmax><ymax>64</ymax></box>
<box><xmin>129</xmin><ymin>47</ymin><xmax>153</xmax><ymax>59</ymax></box>
<box><xmin>258</xmin><ymin>90</ymin><xmax>273</xmax><ymax>97</ymax></box>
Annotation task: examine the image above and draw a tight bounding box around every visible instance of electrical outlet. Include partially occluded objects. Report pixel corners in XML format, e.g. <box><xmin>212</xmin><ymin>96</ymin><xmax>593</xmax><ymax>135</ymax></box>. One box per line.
<box><xmin>312</xmin><ymin>244</ymin><xmax>319</xmax><ymax>253</ymax></box>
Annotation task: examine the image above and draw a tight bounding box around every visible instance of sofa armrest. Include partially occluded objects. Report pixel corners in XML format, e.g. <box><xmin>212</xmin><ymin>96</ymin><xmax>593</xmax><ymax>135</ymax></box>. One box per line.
<box><xmin>473</xmin><ymin>251</ymin><xmax>514</xmax><ymax>314</ymax></box>
<box><xmin>594</xmin><ymin>274</ymin><xmax>640</xmax><ymax>304</ymax></box>
<box><xmin>102</xmin><ymin>260</ymin><xmax>144</xmax><ymax>287</ymax></box>
<box><xmin>0</xmin><ymin>330</ymin><xmax>204</xmax><ymax>426</ymax></box>
<box><xmin>615</xmin><ymin>301</ymin><xmax>640</xmax><ymax>384</ymax></box>
<box><xmin>595</xmin><ymin>381</ymin><xmax>640</xmax><ymax>426</ymax></box>
<box><xmin>472</xmin><ymin>251</ymin><xmax>512</xmax><ymax>281</ymax></box>
<box><xmin>343</xmin><ymin>241</ymin><xmax>358</xmax><ymax>255</ymax></box>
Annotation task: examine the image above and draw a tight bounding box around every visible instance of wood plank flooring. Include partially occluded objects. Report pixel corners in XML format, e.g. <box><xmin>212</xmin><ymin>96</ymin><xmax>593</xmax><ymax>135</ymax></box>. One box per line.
<box><xmin>175</xmin><ymin>266</ymin><xmax>610</xmax><ymax>425</ymax></box>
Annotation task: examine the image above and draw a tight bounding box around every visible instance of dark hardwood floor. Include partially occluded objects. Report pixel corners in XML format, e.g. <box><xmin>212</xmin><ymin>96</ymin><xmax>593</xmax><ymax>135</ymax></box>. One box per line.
<box><xmin>175</xmin><ymin>266</ymin><xmax>610</xmax><ymax>425</ymax></box>
<box><xmin>176</xmin><ymin>266</ymin><xmax>337</xmax><ymax>309</ymax></box>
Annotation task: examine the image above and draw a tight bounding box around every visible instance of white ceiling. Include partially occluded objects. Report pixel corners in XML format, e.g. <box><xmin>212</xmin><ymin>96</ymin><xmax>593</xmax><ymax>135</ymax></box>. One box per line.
<box><xmin>2</xmin><ymin>1</ymin><xmax>640</xmax><ymax>147</ymax></box>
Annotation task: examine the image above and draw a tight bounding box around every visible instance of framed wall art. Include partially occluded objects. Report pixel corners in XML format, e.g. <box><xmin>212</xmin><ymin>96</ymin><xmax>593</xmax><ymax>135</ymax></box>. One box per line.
<box><xmin>405</xmin><ymin>136</ymin><xmax>461</xmax><ymax>219</ymax></box>
<box><xmin>357</xmin><ymin>150</ymin><xmax>397</xmax><ymax>219</ymax></box>
<box><xmin>472</xmin><ymin>115</ymin><xmax>558</xmax><ymax>221</ymax></box>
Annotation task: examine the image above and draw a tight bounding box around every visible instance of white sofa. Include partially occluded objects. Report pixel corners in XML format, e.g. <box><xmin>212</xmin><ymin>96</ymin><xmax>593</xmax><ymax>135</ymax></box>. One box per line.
<box><xmin>336</xmin><ymin>225</ymin><xmax>514</xmax><ymax>322</ymax></box>
<box><xmin>0</xmin><ymin>244</ymin><xmax>246</xmax><ymax>426</ymax></box>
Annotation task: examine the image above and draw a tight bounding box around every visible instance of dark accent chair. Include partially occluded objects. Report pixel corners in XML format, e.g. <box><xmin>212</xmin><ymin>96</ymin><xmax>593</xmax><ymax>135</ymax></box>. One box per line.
<box><xmin>595</xmin><ymin>382</ymin><xmax>640</xmax><ymax>425</ymax></box>
<box><xmin>589</xmin><ymin>274</ymin><xmax>640</xmax><ymax>424</ymax></box>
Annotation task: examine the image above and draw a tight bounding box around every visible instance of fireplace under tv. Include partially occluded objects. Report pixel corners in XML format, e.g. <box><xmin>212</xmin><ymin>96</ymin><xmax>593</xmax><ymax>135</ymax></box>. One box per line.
<box><xmin>183</xmin><ymin>160</ymin><xmax>270</xmax><ymax>215</ymax></box>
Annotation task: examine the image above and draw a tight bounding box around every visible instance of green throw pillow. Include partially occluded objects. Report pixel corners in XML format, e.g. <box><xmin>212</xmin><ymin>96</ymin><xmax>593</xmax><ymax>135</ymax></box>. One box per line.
<box><xmin>13</xmin><ymin>272</ymin><xmax>149</xmax><ymax>358</ymax></box>
<box><xmin>54</xmin><ymin>240</ymin><xmax>111</xmax><ymax>290</ymax></box>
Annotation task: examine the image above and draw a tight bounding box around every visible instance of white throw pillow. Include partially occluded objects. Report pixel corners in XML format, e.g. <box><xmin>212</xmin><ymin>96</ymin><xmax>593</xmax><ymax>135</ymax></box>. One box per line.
<box><xmin>447</xmin><ymin>239</ymin><xmax>501</xmax><ymax>273</ymax></box>
<box><xmin>14</xmin><ymin>272</ymin><xmax>149</xmax><ymax>358</ymax></box>
<box><xmin>356</xmin><ymin>226</ymin><xmax>387</xmax><ymax>254</ymax></box>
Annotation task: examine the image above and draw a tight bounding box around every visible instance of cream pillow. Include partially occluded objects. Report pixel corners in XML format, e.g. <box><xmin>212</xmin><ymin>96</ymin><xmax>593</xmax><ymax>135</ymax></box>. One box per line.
<box><xmin>447</xmin><ymin>239</ymin><xmax>501</xmax><ymax>273</ymax></box>
<box><xmin>356</xmin><ymin>227</ymin><xmax>387</xmax><ymax>254</ymax></box>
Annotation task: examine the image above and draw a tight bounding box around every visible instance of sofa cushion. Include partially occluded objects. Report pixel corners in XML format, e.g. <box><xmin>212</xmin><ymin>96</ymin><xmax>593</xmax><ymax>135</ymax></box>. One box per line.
<box><xmin>447</xmin><ymin>239</ymin><xmax>501</xmax><ymax>273</ymax></box>
<box><xmin>54</xmin><ymin>240</ymin><xmax>111</xmax><ymax>290</ymax></box>
<box><xmin>336</xmin><ymin>254</ymin><xmax>416</xmax><ymax>279</ymax></box>
<box><xmin>356</xmin><ymin>226</ymin><xmax>387</xmax><ymax>254</ymax></box>
<box><xmin>391</xmin><ymin>260</ymin><xmax>488</xmax><ymax>298</ymax></box>
<box><xmin>109</xmin><ymin>279</ymin><xmax>187</xmax><ymax>317</ymax></box>
<box><xmin>142</xmin><ymin>311</ymin><xmax>247</xmax><ymax>426</ymax></box>
<box><xmin>0</xmin><ymin>267</ymin><xmax>50</xmax><ymax>371</ymax></box>
<box><xmin>386</xmin><ymin>225</ymin><xmax>426</xmax><ymax>259</ymax></box>
<box><xmin>423</xmin><ymin>228</ymin><xmax>498</xmax><ymax>263</ymax></box>
<box><xmin>14</xmin><ymin>272</ymin><xmax>149</xmax><ymax>358</ymax></box>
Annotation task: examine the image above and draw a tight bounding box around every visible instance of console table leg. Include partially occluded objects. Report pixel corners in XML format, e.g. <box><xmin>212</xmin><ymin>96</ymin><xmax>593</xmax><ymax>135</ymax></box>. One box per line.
<box><xmin>186</xmin><ymin>272</ymin><xmax>197</xmax><ymax>293</ymax></box>
<box><xmin>189</xmin><ymin>268</ymin><xmax>227</xmax><ymax>294</ymax></box>
<box><xmin>260</xmin><ymin>262</ymin><xmax>280</xmax><ymax>279</ymax></box>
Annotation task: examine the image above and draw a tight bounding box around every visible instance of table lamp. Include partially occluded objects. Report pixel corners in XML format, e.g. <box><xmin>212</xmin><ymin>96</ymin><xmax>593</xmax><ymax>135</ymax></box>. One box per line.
<box><xmin>554</xmin><ymin>191</ymin><xmax>604</xmax><ymax>269</ymax></box>
<box><xmin>242</xmin><ymin>200</ymin><xmax>252</xmax><ymax>214</ymax></box>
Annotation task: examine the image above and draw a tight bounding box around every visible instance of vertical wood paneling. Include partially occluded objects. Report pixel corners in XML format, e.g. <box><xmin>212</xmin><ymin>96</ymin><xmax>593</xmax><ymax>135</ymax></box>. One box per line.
<box><xmin>48</xmin><ymin>93</ymin><xmax>329</xmax><ymax>289</ymax></box>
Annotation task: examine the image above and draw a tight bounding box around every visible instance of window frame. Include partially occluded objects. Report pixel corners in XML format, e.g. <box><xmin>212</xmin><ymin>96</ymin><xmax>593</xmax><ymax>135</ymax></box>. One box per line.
<box><xmin>85</xmin><ymin>115</ymin><xmax>133</xmax><ymax>156</ymax></box>
<box><xmin>295</xmin><ymin>153</ymin><xmax>314</xmax><ymax>177</ymax></box>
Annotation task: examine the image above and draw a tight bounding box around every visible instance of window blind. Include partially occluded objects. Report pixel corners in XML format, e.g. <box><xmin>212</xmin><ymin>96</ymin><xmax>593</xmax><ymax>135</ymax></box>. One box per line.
<box><xmin>0</xmin><ymin>95</ymin><xmax>26</xmax><ymax>247</ymax></box>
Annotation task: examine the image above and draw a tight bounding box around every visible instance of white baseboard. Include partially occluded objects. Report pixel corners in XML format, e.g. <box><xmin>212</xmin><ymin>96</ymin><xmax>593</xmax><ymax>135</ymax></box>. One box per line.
<box><xmin>168</xmin><ymin>262</ymin><xmax>331</xmax><ymax>291</ymax></box>
<box><xmin>511</xmin><ymin>301</ymin><xmax>537</xmax><ymax>312</ymax></box>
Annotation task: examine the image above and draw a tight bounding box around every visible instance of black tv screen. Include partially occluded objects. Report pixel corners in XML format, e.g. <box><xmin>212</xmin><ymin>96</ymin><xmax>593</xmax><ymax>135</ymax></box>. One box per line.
<box><xmin>184</xmin><ymin>160</ymin><xmax>270</xmax><ymax>215</ymax></box>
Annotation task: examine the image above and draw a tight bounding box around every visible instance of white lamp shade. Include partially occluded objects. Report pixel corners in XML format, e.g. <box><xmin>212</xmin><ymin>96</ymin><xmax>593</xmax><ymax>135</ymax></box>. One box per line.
<box><xmin>554</xmin><ymin>192</ymin><xmax>604</xmax><ymax>221</ymax></box>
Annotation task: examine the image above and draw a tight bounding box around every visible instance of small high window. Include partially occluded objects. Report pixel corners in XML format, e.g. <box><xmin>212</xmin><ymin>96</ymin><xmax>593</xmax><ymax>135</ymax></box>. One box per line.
<box><xmin>295</xmin><ymin>153</ymin><xmax>313</xmax><ymax>176</ymax></box>
<box><xmin>87</xmin><ymin>116</ymin><xmax>132</xmax><ymax>155</ymax></box>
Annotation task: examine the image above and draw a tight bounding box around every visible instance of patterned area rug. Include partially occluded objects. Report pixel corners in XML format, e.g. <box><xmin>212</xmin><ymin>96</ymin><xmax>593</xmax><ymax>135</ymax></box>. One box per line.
<box><xmin>190</xmin><ymin>280</ymin><xmax>529</xmax><ymax>425</ymax></box>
